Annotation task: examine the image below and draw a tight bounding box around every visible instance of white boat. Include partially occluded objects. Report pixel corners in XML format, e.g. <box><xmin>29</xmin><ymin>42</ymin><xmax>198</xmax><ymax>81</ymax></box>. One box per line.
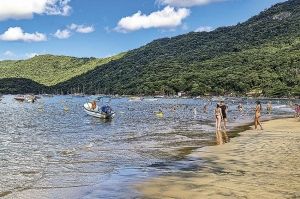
<box><xmin>154</xmin><ymin>95</ymin><xmax>164</xmax><ymax>98</ymax></box>
<box><xmin>14</xmin><ymin>95</ymin><xmax>26</xmax><ymax>101</ymax></box>
<box><xmin>83</xmin><ymin>102</ymin><xmax>115</xmax><ymax>119</ymax></box>
<box><xmin>26</xmin><ymin>95</ymin><xmax>37</xmax><ymax>103</ymax></box>
<box><xmin>128</xmin><ymin>97</ymin><xmax>143</xmax><ymax>102</ymax></box>
<box><xmin>144</xmin><ymin>98</ymin><xmax>158</xmax><ymax>102</ymax></box>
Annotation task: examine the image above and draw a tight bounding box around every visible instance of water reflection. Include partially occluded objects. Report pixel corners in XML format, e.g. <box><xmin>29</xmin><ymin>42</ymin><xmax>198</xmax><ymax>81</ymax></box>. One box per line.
<box><xmin>0</xmin><ymin>95</ymin><xmax>297</xmax><ymax>198</ymax></box>
<box><xmin>216</xmin><ymin>130</ymin><xmax>230</xmax><ymax>145</ymax></box>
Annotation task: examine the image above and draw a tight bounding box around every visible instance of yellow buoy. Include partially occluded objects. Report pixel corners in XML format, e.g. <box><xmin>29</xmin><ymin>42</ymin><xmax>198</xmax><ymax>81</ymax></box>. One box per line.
<box><xmin>156</xmin><ymin>112</ymin><xmax>164</xmax><ymax>117</ymax></box>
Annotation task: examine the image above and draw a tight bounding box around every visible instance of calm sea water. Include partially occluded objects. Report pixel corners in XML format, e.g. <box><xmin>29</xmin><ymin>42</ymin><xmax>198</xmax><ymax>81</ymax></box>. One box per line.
<box><xmin>0</xmin><ymin>95</ymin><xmax>296</xmax><ymax>198</ymax></box>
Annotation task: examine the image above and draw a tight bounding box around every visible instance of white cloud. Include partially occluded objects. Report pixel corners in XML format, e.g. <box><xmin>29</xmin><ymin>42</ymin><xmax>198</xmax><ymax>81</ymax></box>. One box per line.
<box><xmin>0</xmin><ymin>51</ymin><xmax>43</xmax><ymax>60</ymax></box>
<box><xmin>53</xmin><ymin>24</ymin><xmax>94</xmax><ymax>39</ymax></box>
<box><xmin>104</xmin><ymin>26</ymin><xmax>111</xmax><ymax>33</ymax></box>
<box><xmin>157</xmin><ymin>0</ymin><xmax>224</xmax><ymax>7</ymax></box>
<box><xmin>68</xmin><ymin>23</ymin><xmax>78</xmax><ymax>30</ymax></box>
<box><xmin>195</xmin><ymin>26</ymin><xmax>214</xmax><ymax>32</ymax></box>
<box><xmin>0</xmin><ymin>27</ymin><xmax>47</xmax><ymax>42</ymax></box>
<box><xmin>45</xmin><ymin>0</ymin><xmax>71</xmax><ymax>16</ymax></box>
<box><xmin>3</xmin><ymin>50</ymin><xmax>15</xmax><ymax>57</ymax></box>
<box><xmin>68</xmin><ymin>24</ymin><xmax>95</xmax><ymax>33</ymax></box>
<box><xmin>76</xmin><ymin>26</ymin><xmax>95</xmax><ymax>33</ymax></box>
<box><xmin>25</xmin><ymin>52</ymin><xmax>39</xmax><ymax>58</ymax></box>
<box><xmin>0</xmin><ymin>0</ymin><xmax>71</xmax><ymax>21</ymax></box>
<box><xmin>54</xmin><ymin>29</ymin><xmax>71</xmax><ymax>39</ymax></box>
<box><xmin>115</xmin><ymin>6</ymin><xmax>190</xmax><ymax>32</ymax></box>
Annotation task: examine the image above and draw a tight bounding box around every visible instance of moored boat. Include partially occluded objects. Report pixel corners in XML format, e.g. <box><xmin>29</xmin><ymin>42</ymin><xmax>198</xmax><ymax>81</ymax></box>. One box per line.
<box><xmin>83</xmin><ymin>102</ymin><xmax>115</xmax><ymax>119</ymax></box>
<box><xmin>14</xmin><ymin>96</ymin><xmax>26</xmax><ymax>101</ymax></box>
<box><xmin>128</xmin><ymin>97</ymin><xmax>143</xmax><ymax>102</ymax></box>
<box><xmin>14</xmin><ymin>95</ymin><xmax>37</xmax><ymax>103</ymax></box>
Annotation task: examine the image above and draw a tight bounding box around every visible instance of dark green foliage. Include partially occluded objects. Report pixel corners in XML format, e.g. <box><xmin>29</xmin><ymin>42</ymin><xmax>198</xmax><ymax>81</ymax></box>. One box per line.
<box><xmin>0</xmin><ymin>78</ymin><xmax>48</xmax><ymax>94</ymax></box>
<box><xmin>0</xmin><ymin>0</ymin><xmax>299</xmax><ymax>97</ymax></box>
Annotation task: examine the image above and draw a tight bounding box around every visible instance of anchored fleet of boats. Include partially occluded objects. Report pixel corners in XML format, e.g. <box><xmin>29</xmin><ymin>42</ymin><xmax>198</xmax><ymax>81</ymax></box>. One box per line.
<box><xmin>4</xmin><ymin>94</ymin><xmax>297</xmax><ymax>121</ymax></box>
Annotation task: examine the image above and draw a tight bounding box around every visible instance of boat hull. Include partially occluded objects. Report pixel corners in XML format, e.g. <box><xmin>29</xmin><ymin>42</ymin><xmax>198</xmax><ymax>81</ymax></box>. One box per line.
<box><xmin>14</xmin><ymin>97</ymin><xmax>25</xmax><ymax>101</ymax></box>
<box><xmin>83</xmin><ymin>103</ymin><xmax>115</xmax><ymax>119</ymax></box>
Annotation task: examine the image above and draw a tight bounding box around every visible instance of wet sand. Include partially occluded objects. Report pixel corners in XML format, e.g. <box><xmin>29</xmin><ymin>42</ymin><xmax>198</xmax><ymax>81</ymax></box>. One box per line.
<box><xmin>137</xmin><ymin>118</ymin><xmax>300</xmax><ymax>199</ymax></box>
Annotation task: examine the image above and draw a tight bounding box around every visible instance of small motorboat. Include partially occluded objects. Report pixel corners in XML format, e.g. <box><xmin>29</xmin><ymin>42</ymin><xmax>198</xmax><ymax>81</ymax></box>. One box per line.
<box><xmin>14</xmin><ymin>95</ymin><xmax>37</xmax><ymax>103</ymax></box>
<box><xmin>14</xmin><ymin>95</ymin><xmax>26</xmax><ymax>101</ymax></box>
<box><xmin>128</xmin><ymin>97</ymin><xmax>143</xmax><ymax>102</ymax></box>
<box><xmin>84</xmin><ymin>102</ymin><xmax>115</xmax><ymax>119</ymax></box>
<box><xmin>144</xmin><ymin>98</ymin><xmax>158</xmax><ymax>102</ymax></box>
<box><xmin>26</xmin><ymin>95</ymin><xmax>37</xmax><ymax>103</ymax></box>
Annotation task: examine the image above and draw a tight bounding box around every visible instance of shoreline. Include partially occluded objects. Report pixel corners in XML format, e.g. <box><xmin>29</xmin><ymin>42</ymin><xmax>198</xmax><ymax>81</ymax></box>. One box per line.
<box><xmin>0</xmin><ymin>95</ymin><xmax>296</xmax><ymax>199</ymax></box>
<box><xmin>136</xmin><ymin>117</ymin><xmax>300</xmax><ymax>198</ymax></box>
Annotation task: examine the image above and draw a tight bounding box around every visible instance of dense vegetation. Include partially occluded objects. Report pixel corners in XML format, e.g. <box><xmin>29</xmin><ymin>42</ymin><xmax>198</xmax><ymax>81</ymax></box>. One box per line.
<box><xmin>0</xmin><ymin>78</ymin><xmax>48</xmax><ymax>94</ymax></box>
<box><xmin>0</xmin><ymin>0</ymin><xmax>299</xmax><ymax>97</ymax></box>
<box><xmin>0</xmin><ymin>53</ymin><xmax>125</xmax><ymax>86</ymax></box>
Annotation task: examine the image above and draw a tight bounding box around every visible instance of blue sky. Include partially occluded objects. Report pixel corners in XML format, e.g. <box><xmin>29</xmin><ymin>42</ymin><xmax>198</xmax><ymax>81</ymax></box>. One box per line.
<box><xmin>0</xmin><ymin>0</ymin><xmax>286</xmax><ymax>60</ymax></box>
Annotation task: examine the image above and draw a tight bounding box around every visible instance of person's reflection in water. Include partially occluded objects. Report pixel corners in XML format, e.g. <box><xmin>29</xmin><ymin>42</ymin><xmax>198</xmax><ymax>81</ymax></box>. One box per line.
<box><xmin>215</xmin><ymin>130</ymin><xmax>230</xmax><ymax>145</ymax></box>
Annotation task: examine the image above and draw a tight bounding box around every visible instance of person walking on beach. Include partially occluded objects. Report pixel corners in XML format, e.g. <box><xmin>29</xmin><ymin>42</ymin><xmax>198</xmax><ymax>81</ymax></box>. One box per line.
<box><xmin>220</xmin><ymin>101</ymin><xmax>227</xmax><ymax>130</ymax></box>
<box><xmin>215</xmin><ymin>104</ymin><xmax>223</xmax><ymax>131</ymax></box>
<box><xmin>255</xmin><ymin>101</ymin><xmax>263</xmax><ymax>130</ymax></box>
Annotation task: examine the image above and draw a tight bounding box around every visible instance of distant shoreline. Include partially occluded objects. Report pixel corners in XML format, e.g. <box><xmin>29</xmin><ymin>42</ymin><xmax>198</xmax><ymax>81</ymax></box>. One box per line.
<box><xmin>1</xmin><ymin>94</ymin><xmax>299</xmax><ymax>100</ymax></box>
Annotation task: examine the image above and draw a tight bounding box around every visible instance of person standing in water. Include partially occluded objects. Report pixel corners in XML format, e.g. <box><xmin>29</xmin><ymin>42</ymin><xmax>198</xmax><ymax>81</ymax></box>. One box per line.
<box><xmin>255</xmin><ymin>101</ymin><xmax>263</xmax><ymax>130</ymax></box>
<box><xmin>238</xmin><ymin>103</ymin><xmax>243</xmax><ymax>112</ymax></box>
<box><xmin>220</xmin><ymin>101</ymin><xmax>228</xmax><ymax>130</ymax></box>
<box><xmin>267</xmin><ymin>101</ymin><xmax>272</xmax><ymax>114</ymax></box>
<box><xmin>193</xmin><ymin>106</ymin><xmax>197</xmax><ymax>115</ymax></box>
<box><xmin>215</xmin><ymin>104</ymin><xmax>223</xmax><ymax>131</ymax></box>
<box><xmin>203</xmin><ymin>104</ymin><xmax>208</xmax><ymax>113</ymax></box>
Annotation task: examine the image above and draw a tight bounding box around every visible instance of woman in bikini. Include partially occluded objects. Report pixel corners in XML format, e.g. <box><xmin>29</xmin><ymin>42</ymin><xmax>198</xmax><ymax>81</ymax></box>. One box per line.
<box><xmin>215</xmin><ymin>104</ymin><xmax>223</xmax><ymax>131</ymax></box>
<box><xmin>255</xmin><ymin>101</ymin><xmax>263</xmax><ymax>130</ymax></box>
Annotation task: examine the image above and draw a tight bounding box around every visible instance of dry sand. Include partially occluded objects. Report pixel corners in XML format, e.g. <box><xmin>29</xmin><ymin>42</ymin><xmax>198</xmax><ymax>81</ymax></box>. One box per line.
<box><xmin>137</xmin><ymin>118</ymin><xmax>300</xmax><ymax>199</ymax></box>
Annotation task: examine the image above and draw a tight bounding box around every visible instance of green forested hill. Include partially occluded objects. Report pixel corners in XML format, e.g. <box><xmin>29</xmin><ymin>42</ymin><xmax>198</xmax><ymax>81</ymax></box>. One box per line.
<box><xmin>0</xmin><ymin>0</ymin><xmax>300</xmax><ymax>97</ymax></box>
<box><xmin>0</xmin><ymin>53</ymin><xmax>125</xmax><ymax>86</ymax></box>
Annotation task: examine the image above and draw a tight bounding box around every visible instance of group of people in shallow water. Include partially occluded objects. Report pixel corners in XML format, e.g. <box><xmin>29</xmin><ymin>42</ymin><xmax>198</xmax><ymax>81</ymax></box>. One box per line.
<box><xmin>214</xmin><ymin>100</ymin><xmax>264</xmax><ymax>131</ymax></box>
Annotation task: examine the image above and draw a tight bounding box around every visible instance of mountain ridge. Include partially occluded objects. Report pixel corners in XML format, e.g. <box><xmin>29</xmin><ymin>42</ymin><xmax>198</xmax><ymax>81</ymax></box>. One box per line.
<box><xmin>0</xmin><ymin>0</ymin><xmax>299</xmax><ymax>97</ymax></box>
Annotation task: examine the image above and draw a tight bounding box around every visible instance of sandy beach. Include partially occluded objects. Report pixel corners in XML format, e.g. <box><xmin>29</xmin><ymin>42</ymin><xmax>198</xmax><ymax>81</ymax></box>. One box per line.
<box><xmin>137</xmin><ymin>118</ymin><xmax>300</xmax><ymax>199</ymax></box>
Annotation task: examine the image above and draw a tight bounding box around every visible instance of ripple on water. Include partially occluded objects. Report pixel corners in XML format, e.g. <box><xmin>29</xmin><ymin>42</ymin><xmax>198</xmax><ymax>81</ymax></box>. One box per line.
<box><xmin>0</xmin><ymin>95</ymin><xmax>297</xmax><ymax>198</ymax></box>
